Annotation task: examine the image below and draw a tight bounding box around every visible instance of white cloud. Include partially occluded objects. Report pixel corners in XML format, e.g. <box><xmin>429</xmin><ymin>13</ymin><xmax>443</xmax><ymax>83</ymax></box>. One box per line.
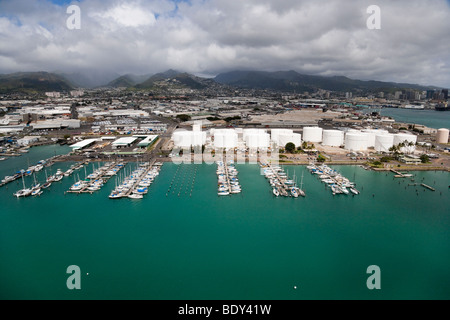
<box><xmin>92</xmin><ymin>2</ymin><xmax>156</xmax><ymax>28</ymax></box>
<box><xmin>0</xmin><ymin>0</ymin><xmax>448</xmax><ymax>87</ymax></box>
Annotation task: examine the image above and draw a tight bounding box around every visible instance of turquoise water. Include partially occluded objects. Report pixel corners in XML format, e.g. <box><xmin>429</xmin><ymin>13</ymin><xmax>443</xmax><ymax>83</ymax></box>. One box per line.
<box><xmin>0</xmin><ymin>146</ymin><xmax>449</xmax><ymax>300</ymax></box>
<box><xmin>377</xmin><ymin>108</ymin><xmax>450</xmax><ymax>129</ymax></box>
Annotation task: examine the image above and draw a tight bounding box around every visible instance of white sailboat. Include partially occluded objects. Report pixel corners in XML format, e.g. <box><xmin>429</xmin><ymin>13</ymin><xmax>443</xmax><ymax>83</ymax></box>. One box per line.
<box><xmin>13</xmin><ymin>175</ymin><xmax>32</xmax><ymax>198</ymax></box>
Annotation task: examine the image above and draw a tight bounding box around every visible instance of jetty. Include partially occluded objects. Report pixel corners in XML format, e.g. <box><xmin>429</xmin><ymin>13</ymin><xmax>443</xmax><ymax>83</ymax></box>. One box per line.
<box><xmin>217</xmin><ymin>160</ymin><xmax>241</xmax><ymax>196</ymax></box>
<box><xmin>109</xmin><ymin>160</ymin><xmax>161</xmax><ymax>199</ymax></box>
<box><xmin>67</xmin><ymin>161</ymin><xmax>124</xmax><ymax>194</ymax></box>
<box><xmin>421</xmin><ymin>183</ymin><xmax>435</xmax><ymax>191</ymax></box>
<box><xmin>260</xmin><ymin>162</ymin><xmax>303</xmax><ymax>197</ymax></box>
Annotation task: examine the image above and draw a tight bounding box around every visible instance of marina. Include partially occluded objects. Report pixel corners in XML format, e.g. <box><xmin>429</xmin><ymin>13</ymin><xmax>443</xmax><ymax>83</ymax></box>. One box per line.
<box><xmin>217</xmin><ymin>160</ymin><xmax>242</xmax><ymax>196</ymax></box>
<box><xmin>308</xmin><ymin>163</ymin><xmax>359</xmax><ymax>196</ymax></box>
<box><xmin>67</xmin><ymin>161</ymin><xmax>125</xmax><ymax>194</ymax></box>
<box><xmin>260</xmin><ymin>162</ymin><xmax>305</xmax><ymax>198</ymax></box>
<box><xmin>109</xmin><ymin>161</ymin><xmax>161</xmax><ymax>200</ymax></box>
<box><xmin>0</xmin><ymin>150</ymin><xmax>449</xmax><ymax>299</ymax></box>
<box><xmin>0</xmin><ymin>154</ymin><xmax>67</xmax><ymax>188</ymax></box>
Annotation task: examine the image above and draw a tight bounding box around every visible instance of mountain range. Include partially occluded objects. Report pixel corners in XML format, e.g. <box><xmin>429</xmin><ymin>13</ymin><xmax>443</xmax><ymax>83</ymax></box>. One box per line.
<box><xmin>0</xmin><ymin>70</ymin><xmax>442</xmax><ymax>95</ymax></box>
<box><xmin>0</xmin><ymin>72</ymin><xmax>73</xmax><ymax>94</ymax></box>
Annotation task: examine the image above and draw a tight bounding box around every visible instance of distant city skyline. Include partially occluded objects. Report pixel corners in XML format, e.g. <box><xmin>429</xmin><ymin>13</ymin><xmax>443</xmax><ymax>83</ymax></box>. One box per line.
<box><xmin>0</xmin><ymin>0</ymin><xmax>449</xmax><ymax>88</ymax></box>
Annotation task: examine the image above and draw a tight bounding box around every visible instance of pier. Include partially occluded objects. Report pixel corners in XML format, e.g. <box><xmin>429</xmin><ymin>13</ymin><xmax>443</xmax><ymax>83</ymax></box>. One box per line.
<box><xmin>217</xmin><ymin>160</ymin><xmax>242</xmax><ymax>196</ymax></box>
<box><xmin>0</xmin><ymin>154</ymin><xmax>68</xmax><ymax>188</ymax></box>
<box><xmin>421</xmin><ymin>183</ymin><xmax>435</xmax><ymax>191</ymax></box>
<box><xmin>122</xmin><ymin>160</ymin><xmax>157</xmax><ymax>198</ymax></box>
<box><xmin>109</xmin><ymin>160</ymin><xmax>161</xmax><ymax>199</ymax></box>
<box><xmin>66</xmin><ymin>161</ymin><xmax>124</xmax><ymax>194</ymax></box>
<box><xmin>260</xmin><ymin>162</ymin><xmax>300</xmax><ymax>197</ymax></box>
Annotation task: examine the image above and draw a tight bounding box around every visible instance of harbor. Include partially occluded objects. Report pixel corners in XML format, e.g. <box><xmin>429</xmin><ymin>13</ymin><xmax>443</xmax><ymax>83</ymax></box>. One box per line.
<box><xmin>260</xmin><ymin>162</ymin><xmax>305</xmax><ymax>198</ymax></box>
<box><xmin>308</xmin><ymin>163</ymin><xmax>360</xmax><ymax>196</ymax></box>
<box><xmin>217</xmin><ymin>160</ymin><xmax>242</xmax><ymax>196</ymax></box>
<box><xmin>109</xmin><ymin>161</ymin><xmax>162</xmax><ymax>200</ymax></box>
<box><xmin>0</xmin><ymin>154</ymin><xmax>67</xmax><ymax>188</ymax></box>
<box><xmin>1</xmin><ymin>155</ymin><xmax>449</xmax><ymax>300</ymax></box>
<box><xmin>67</xmin><ymin>161</ymin><xmax>125</xmax><ymax>194</ymax></box>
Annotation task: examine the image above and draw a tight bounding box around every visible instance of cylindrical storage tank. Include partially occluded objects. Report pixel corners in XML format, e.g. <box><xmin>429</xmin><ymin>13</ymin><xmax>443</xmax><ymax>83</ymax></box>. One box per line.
<box><xmin>271</xmin><ymin>129</ymin><xmax>293</xmax><ymax>145</ymax></box>
<box><xmin>322</xmin><ymin>130</ymin><xmax>344</xmax><ymax>147</ymax></box>
<box><xmin>192</xmin><ymin>132</ymin><xmax>205</xmax><ymax>146</ymax></box>
<box><xmin>374</xmin><ymin>134</ymin><xmax>394</xmax><ymax>152</ymax></box>
<box><xmin>278</xmin><ymin>133</ymin><xmax>302</xmax><ymax>148</ymax></box>
<box><xmin>224</xmin><ymin>131</ymin><xmax>238</xmax><ymax>149</ymax></box>
<box><xmin>345</xmin><ymin>132</ymin><xmax>369</xmax><ymax>151</ymax></box>
<box><xmin>258</xmin><ymin>133</ymin><xmax>271</xmax><ymax>149</ymax></box>
<box><xmin>181</xmin><ymin>132</ymin><xmax>192</xmax><ymax>148</ymax></box>
<box><xmin>436</xmin><ymin>128</ymin><xmax>449</xmax><ymax>144</ymax></box>
<box><xmin>214</xmin><ymin>133</ymin><xmax>224</xmax><ymax>148</ymax></box>
<box><xmin>302</xmin><ymin>127</ymin><xmax>323</xmax><ymax>143</ymax></box>
<box><xmin>363</xmin><ymin>129</ymin><xmax>388</xmax><ymax>148</ymax></box>
<box><xmin>278</xmin><ymin>133</ymin><xmax>302</xmax><ymax>147</ymax></box>
<box><xmin>246</xmin><ymin>134</ymin><xmax>259</xmax><ymax>149</ymax></box>
<box><xmin>172</xmin><ymin>130</ymin><xmax>189</xmax><ymax>147</ymax></box>
<box><xmin>393</xmin><ymin>133</ymin><xmax>417</xmax><ymax>146</ymax></box>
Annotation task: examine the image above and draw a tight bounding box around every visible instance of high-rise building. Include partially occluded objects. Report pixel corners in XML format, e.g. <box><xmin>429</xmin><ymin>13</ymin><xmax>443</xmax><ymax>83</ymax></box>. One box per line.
<box><xmin>442</xmin><ymin>89</ymin><xmax>449</xmax><ymax>100</ymax></box>
<box><xmin>426</xmin><ymin>90</ymin><xmax>435</xmax><ymax>99</ymax></box>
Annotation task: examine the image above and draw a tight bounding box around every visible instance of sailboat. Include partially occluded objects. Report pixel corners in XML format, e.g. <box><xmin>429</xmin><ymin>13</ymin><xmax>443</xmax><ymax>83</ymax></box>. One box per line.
<box><xmin>298</xmin><ymin>171</ymin><xmax>306</xmax><ymax>197</ymax></box>
<box><xmin>273</xmin><ymin>187</ymin><xmax>280</xmax><ymax>197</ymax></box>
<box><xmin>13</xmin><ymin>174</ymin><xmax>32</xmax><ymax>198</ymax></box>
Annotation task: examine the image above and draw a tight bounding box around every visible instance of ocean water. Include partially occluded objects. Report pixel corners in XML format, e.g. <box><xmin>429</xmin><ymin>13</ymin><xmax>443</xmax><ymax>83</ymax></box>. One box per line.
<box><xmin>375</xmin><ymin>108</ymin><xmax>450</xmax><ymax>129</ymax></box>
<box><xmin>0</xmin><ymin>146</ymin><xmax>449</xmax><ymax>300</ymax></box>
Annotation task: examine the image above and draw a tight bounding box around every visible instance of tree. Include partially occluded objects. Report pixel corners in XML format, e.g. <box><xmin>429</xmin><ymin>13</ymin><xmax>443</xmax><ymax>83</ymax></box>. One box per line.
<box><xmin>317</xmin><ymin>154</ymin><xmax>326</xmax><ymax>162</ymax></box>
<box><xmin>285</xmin><ymin>142</ymin><xmax>296</xmax><ymax>153</ymax></box>
<box><xmin>420</xmin><ymin>154</ymin><xmax>430</xmax><ymax>163</ymax></box>
<box><xmin>302</xmin><ymin>141</ymin><xmax>308</xmax><ymax>150</ymax></box>
<box><xmin>176</xmin><ymin>114</ymin><xmax>191</xmax><ymax>122</ymax></box>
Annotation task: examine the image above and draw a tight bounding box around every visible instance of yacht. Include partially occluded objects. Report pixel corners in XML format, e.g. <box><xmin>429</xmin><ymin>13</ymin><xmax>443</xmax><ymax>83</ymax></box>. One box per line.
<box><xmin>350</xmin><ymin>187</ymin><xmax>360</xmax><ymax>195</ymax></box>
<box><xmin>339</xmin><ymin>186</ymin><xmax>349</xmax><ymax>195</ymax></box>
<box><xmin>109</xmin><ymin>192</ymin><xmax>124</xmax><ymax>199</ymax></box>
<box><xmin>42</xmin><ymin>182</ymin><xmax>52</xmax><ymax>189</ymax></box>
<box><xmin>31</xmin><ymin>188</ymin><xmax>42</xmax><ymax>196</ymax></box>
<box><xmin>70</xmin><ymin>181</ymin><xmax>86</xmax><ymax>191</ymax></box>
<box><xmin>273</xmin><ymin>188</ymin><xmax>280</xmax><ymax>197</ymax></box>
<box><xmin>14</xmin><ymin>188</ymin><xmax>32</xmax><ymax>198</ymax></box>
<box><xmin>128</xmin><ymin>193</ymin><xmax>143</xmax><ymax>199</ymax></box>
<box><xmin>2</xmin><ymin>176</ymin><xmax>15</xmax><ymax>184</ymax></box>
<box><xmin>291</xmin><ymin>187</ymin><xmax>298</xmax><ymax>198</ymax></box>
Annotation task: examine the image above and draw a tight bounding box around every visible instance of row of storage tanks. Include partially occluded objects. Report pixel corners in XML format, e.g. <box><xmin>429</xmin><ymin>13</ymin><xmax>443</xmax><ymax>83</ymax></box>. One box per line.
<box><xmin>173</xmin><ymin>126</ymin><xmax>419</xmax><ymax>152</ymax></box>
<box><xmin>303</xmin><ymin>127</ymin><xmax>418</xmax><ymax>152</ymax></box>
<box><xmin>173</xmin><ymin>128</ymin><xmax>301</xmax><ymax>149</ymax></box>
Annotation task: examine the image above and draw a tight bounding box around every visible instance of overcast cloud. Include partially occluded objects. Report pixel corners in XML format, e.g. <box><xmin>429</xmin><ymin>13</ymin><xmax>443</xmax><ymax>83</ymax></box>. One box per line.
<box><xmin>0</xmin><ymin>0</ymin><xmax>449</xmax><ymax>87</ymax></box>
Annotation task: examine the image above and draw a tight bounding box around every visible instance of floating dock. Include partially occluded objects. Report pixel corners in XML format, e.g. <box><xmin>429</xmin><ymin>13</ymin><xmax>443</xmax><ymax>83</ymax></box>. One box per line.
<box><xmin>67</xmin><ymin>161</ymin><xmax>124</xmax><ymax>194</ymax></box>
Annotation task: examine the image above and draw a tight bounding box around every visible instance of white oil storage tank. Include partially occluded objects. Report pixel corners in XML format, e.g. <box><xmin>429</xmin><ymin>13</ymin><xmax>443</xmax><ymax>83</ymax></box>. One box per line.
<box><xmin>271</xmin><ymin>129</ymin><xmax>293</xmax><ymax>145</ymax></box>
<box><xmin>278</xmin><ymin>133</ymin><xmax>302</xmax><ymax>148</ymax></box>
<box><xmin>345</xmin><ymin>132</ymin><xmax>369</xmax><ymax>151</ymax></box>
<box><xmin>393</xmin><ymin>133</ymin><xmax>417</xmax><ymax>146</ymax></box>
<box><xmin>374</xmin><ymin>134</ymin><xmax>394</xmax><ymax>152</ymax></box>
<box><xmin>436</xmin><ymin>128</ymin><xmax>449</xmax><ymax>144</ymax></box>
<box><xmin>363</xmin><ymin>129</ymin><xmax>388</xmax><ymax>148</ymax></box>
<box><xmin>322</xmin><ymin>130</ymin><xmax>344</xmax><ymax>147</ymax></box>
<box><xmin>302</xmin><ymin>127</ymin><xmax>323</xmax><ymax>143</ymax></box>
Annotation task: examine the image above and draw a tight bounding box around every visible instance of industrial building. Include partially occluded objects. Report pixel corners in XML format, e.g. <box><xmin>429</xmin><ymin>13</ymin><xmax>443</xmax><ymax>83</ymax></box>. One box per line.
<box><xmin>70</xmin><ymin>138</ymin><xmax>99</xmax><ymax>151</ymax></box>
<box><xmin>112</xmin><ymin>137</ymin><xmax>138</xmax><ymax>149</ymax></box>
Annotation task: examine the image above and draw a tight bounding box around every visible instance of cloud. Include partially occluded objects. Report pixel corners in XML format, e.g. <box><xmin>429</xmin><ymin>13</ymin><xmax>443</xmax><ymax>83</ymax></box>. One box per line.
<box><xmin>0</xmin><ymin>0</ymin><xmax>449</xmax><ymax>87</ymax></box>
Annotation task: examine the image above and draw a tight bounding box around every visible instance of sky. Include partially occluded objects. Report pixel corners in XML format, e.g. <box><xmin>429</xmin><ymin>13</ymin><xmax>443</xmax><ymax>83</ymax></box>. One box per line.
<box><xmin>0</xmin><ymin>0</ymin><xmax>449</xmax><ymax>88</ymax></box>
